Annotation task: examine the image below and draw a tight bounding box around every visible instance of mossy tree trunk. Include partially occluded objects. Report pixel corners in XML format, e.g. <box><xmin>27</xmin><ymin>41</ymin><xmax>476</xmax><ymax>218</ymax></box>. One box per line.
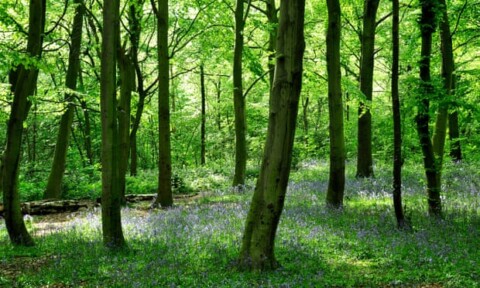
<box><xmin>238</xmin><ymin>0</ymin><xmax>305</xmax><ymax>271</ymax></box>
<box><xmin>2</xmin><ymin>0</ymin><xmax>46</xmax><ymax>246</ymax></box>
<box><xmin>356</xmin><ymin>0</ymin><xmax>380</xmax><ymax>178</ymax></box>
<box><xmin>44</xmin><ymin>0</ymin><xmax>85</xmax><ymax>200</ymax></box>
<box><xmin>100</xmin><ymin>0</ymin><xmax>126</xmax><ymax>248</ymax></box>
<box><xmin>325</xmin><ymin>0</ymin><xmax>345</xmax><ymax>208</ymax></box>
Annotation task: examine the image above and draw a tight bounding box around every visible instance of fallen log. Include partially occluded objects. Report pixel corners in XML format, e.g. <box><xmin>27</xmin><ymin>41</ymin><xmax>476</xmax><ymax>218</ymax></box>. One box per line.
<box><xmin>0</xmin><ymin>199</ymin><xmax>91</xmax><ymax>217</ymax></box>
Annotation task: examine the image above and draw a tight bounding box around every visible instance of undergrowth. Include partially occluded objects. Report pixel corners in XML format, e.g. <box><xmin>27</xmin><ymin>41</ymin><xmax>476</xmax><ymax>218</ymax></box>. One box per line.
<box><xmin>0</xmin><ymin>161</ymin><xmax>479</xmax><ymax>287</ymax></box>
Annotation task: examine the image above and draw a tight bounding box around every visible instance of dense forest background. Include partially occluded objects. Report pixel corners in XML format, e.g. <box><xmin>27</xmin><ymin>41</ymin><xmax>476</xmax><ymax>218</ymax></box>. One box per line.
<box><xmin>0</xmin><ymin>0</ymin><xmax>478</xmax><ymax>190</ymax></box>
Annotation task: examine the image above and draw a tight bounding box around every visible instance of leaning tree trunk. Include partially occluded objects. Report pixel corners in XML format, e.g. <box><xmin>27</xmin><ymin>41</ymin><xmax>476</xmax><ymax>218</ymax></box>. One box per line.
<box><xmin>153</xmin><ymin>0</ymin><xmax>173</xmax><ymax>207</ymax></box>
<box><xmin>2</xmin><ymin>0</ymin><xmax>46</xmax><ymax>246</ymax></box>
<box><xmin>100</xmin><ymin>0</ymin><xmax>126</xmax><ymax>248</ymax></box>
<box><xmin>238</xmin><ymin>0</ymin><xmax>305</xmax><ymax>271</ymax></box>
<box><xmin>391</xmin><ymin>0</ymin><xmax>409</xmax><ymax>229</ymax></box>
<box><xmin>44</xmin><ymin>0</ymin><xmax>85</xmax><ymax>199</ymax></box>
<box><xmin>325</xmin><ymin>0</ymin><xmax>345</xmax><ymax>208</ymax></box>
<box><xmin>416</xmin><ymin>0</ymin><xmax>442</xmax><ymax>217</ymax></box>
<box><xmin>356</xmin><ymin>0</ymin><xmax>380</xmax><ymax>178</ymax></box>
<box><xmin>232</xmin><ymin>0</ymin><xmax>248</xmax><ymax>187</ymax></box>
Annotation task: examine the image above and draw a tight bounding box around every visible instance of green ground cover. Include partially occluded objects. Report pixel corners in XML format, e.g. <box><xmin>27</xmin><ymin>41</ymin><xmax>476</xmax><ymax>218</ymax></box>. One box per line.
<box><xmin>1</xmin><ymin>161</ymin><xmax>479</xmax><ymax>287</ymax></box>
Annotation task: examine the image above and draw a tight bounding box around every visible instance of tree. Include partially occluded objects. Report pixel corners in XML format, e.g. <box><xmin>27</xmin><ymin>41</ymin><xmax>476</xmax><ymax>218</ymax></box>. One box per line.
<box><xmin>2</xmin><ymin>0</ymin><xmax>46</xmax><ymax>246</ymax></box>
<box><xmin>44</xmin><ymin>0</ymin><xmax>85</xmax><ymax>200</ymax></box>
<box><xmin>416</xmin><ymin>0</ymin><xmax>442</xmax><ymax>217</ymax></box>
<box><xmin>238</xmin><ymin>0</ymin><xmax>305</xmax><ymax>271</ymax></box>
<box><xmin>325</xmin><ymin>0</ymin><xmax>345</xmax><ymax>208</ymax></box>
<box><xmin>391</xmin><ymin>0</ymin><xmax>408</xmax><ymax>229</ymax></box>
<box><xmin>356</xmin><ymin>0</ymin><xmax>380</xmax><ymax>178</ymax></box>
<box><xmin>232</xmin><ymin>0</ymin><xmax>250</xmax><ymax>187</ymax></box>
<box><xmin>200</xmin><ymin>64</ymin><xmax>206</xmax><ymax>166</ymax></box>
<box><xmin>432</xmin><ymin>0</ymin><xmax>455</xmax><ymax>173</ymax></box>
<box><xmin>100</xmin><ymin>0</ymin><xmax>126</xmax><ymax>248</ymax></box>
<box><xmin>152</xmin><ymin>0</ymin><xmax>173</xmax><ymax>207</ymax></box>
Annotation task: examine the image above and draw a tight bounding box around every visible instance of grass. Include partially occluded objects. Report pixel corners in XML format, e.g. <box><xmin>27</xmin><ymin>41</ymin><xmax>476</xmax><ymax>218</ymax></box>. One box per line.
<box><xmin>1</xmin><ymin>161</ymin><xmax>479</xmax><ymax>287</ymax></box>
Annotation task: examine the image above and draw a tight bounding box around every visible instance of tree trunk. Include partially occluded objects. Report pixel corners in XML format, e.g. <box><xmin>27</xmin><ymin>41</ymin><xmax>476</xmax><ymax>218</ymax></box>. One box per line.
<box><xmin>44</xmin><ymin>0</ymin><xmax>85</xmax><ymax>200</ymax></box>
<box><xmin>232</xmin><ymin>0</ymin><xmax>248</xmax><ymax>187</ymax></box>
<box><xmin>416</xmin><ymin>0</ymin><xmax>441</xmax><ymax>217</ymax></box>
<box><xmin>449</xmin><ymin>110</ymin><xmax>462</xmax><ymax>161</ymax></box>
<box><xmin>153</xmin><ymin>0</ymin><xmax>173</xmax><ymax>207</ymax></box>
<box><xmin>80</xmin><ymin>100</ymin><xmax>94</xmax><ymax>165</ymax></box>
<box><xmin>356</xmin><ymin>0</ymin><xmax>380</xmax><ymax>178</ymax></box>
<box><xmin>2</xmin><ymin>0</ymin><xmax>46</xmax><ymax>246</ymax></box>
<box><xmin>238</xmin><ymin>0</ymin><xmax>305</xmax><ymax>271</ymax></box>
<box><xmin>118</xmin><ymin>50</ymin><xmax>134</xmax><ymax>204</ymax></box>
<box><xmin>127</xmin><ymin>0</ymin><xmax>145</xmax><ymax>177</ymax></box>
<box><xmin>391</xmin><ymin>0</ymin><xmax>409</xmax><ymax>229</ymax></box>
<box><xmin>325</xmin><ymin>0</ymin><xmax>345</xmax><ymax>208</ymax></box>
<box><xmin>200</xmin><ymin>64</ymin><xmax>206</xmax><ymax>166</ymax></box>
<box><xmin>266</xmin><ymin>0</ymin><xmax>278</xmax><ymax>87</ymax></box>
<box><xmin>100</xmin><ymin>0</ymin><xmax>126</xmax><ymax>248</ymax></box>
<box><xmin>432</xmin><ymin>0</ymin><xmax>455</xmax><ymax>174</ymax></box>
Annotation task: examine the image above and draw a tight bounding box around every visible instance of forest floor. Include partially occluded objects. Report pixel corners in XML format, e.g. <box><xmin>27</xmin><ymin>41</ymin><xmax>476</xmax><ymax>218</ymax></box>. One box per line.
<box><xmin>0</xmin><ymin>161</ymin><xmax>479</xmax><ymax>287</ymax></box>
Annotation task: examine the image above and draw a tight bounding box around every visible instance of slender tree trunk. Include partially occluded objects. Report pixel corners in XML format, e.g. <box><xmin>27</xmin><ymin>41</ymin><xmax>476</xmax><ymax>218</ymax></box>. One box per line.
<box><xmin>80</xmin><ymin>100</ymin><xmax>94</xmax><ymax>165</ymax></box>
<box><xmin>302</xmin><ymin>96</ymin><xmax>309</xmax><ymax>145</ymax></box>
<box><xmin>238</xmin><ymin>0</ymin><xmax>305</xmax><ymax>270</ymax></box>
<box><xmin>416</xmin><ymin>0</ymin><xmax>442</xmax><ymax>217</ymax></box>
<box><xmin>44</xmin><ymin>0</ymin><xmax>85</xmax><ymax>199</ymax></box>
<box><xmin>266</xmin><ymin>0</ymin><xmax>278</xmax><ymax>87</ymax></box>
<box><xmin>325</xmin><ymin>0</ymin><xmax>345</xmax><ymax>208</ymax></box>
<box><xmin>128</xmin><ymin>0</ymin><xmax>145</xmax><ymax>176</ymax></box>
<box><xmin>432</xmin><ymin>0</ymin><xmax>455</xmax><ymax>174</ymax></box>
<box><xmin>118</xmin><ymin>50</ymin><xmax>134</xmax><ymax>204</ymax></box>
<box><xmin>232</xmin><ymin>0</ymin><xmax>248</xmax><ymax>187</ymax></box>
<box><xmin>2</xmin><ymin>0</ymin><xmax>46</xmax><ymax>246</ymax></box>
<box><xmin>200</xmin><ymin>64</ymin><xmax>206</xmax><ymax>166</ymax></box>
<box><xmin>153</xmin><ymin>0</ymin><xmax>173</xmax><ymax>207</ymax></box>
<box><xmin>100</xmin><ymin>0</ymin><xmax>126</xmax><ymax>248</ymax></box>
<box><xmin>449</xmin><ymin>110</ymin><xmax>462</xmax><ymax>161</ymax></box>
<box><xmin>215</xmin><ymin>77</ymin><xmax>222</xmax><ymax>131</ymax></box>
<box><xmin>356</xmin><ymin>0</ymin><xmax>380</xmax><ymax>178</ymax></box>
<box><xmin>391</xmin><ymin>0</ymin><xmax>408</xmax><ymax>229</ymax></box>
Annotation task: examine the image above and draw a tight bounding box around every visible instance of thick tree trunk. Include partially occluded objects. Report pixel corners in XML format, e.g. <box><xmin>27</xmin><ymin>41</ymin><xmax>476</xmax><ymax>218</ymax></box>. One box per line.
<box><xmin>100</xmin><ymin>0</ymin><xmax>126</xmax><ymax>248</ymax></box>
<box><xmin>391</xmin><ymin>0</ymin><xmax>408</xmax><ymax>229</ymax></box>
<box><xmin>416</xmin><ymin>0</ymin><xmax>442</xmax><ymax>217</ymax></box>
<box><xmin>2</xmin><ymin>0</ymin><xmax>45</xmax><ymax>246</ymax></box>
<box><xmin>238</xmin><ymin>0</ymin><xmax>305</xmax><ymax>271</ymax></box>
<box><xmin>153</xmin><ymin>0</ymin><xmax>173</xmax><ymax>207</ymax></box>
<box><xmin>232</xmin><ymin>0</ymin><xmax>247</xmax><ymax>187</ymax></box>
<box><xmin>325</xmin><ymin>0</ymin><xmax>345</xmax><ymax>208</ymax></box>
<box><xmin>44</xmin><ymin>0</ymin><xmax>85</xmax><ymax>199</ymax></box>
<box><xmin>200</xmin><ymin>65</ymin><xmax>206</xmax><ymax>166</ymax></box>
<box><xmin>432</xmin><ymin>0</ymin><xmax>455</xmax><ymax>174</ymax></box>
<box><xmin>356</xmin><ymin>0</ymin><xmax>380</xmax><ymax>178</ymax></box>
